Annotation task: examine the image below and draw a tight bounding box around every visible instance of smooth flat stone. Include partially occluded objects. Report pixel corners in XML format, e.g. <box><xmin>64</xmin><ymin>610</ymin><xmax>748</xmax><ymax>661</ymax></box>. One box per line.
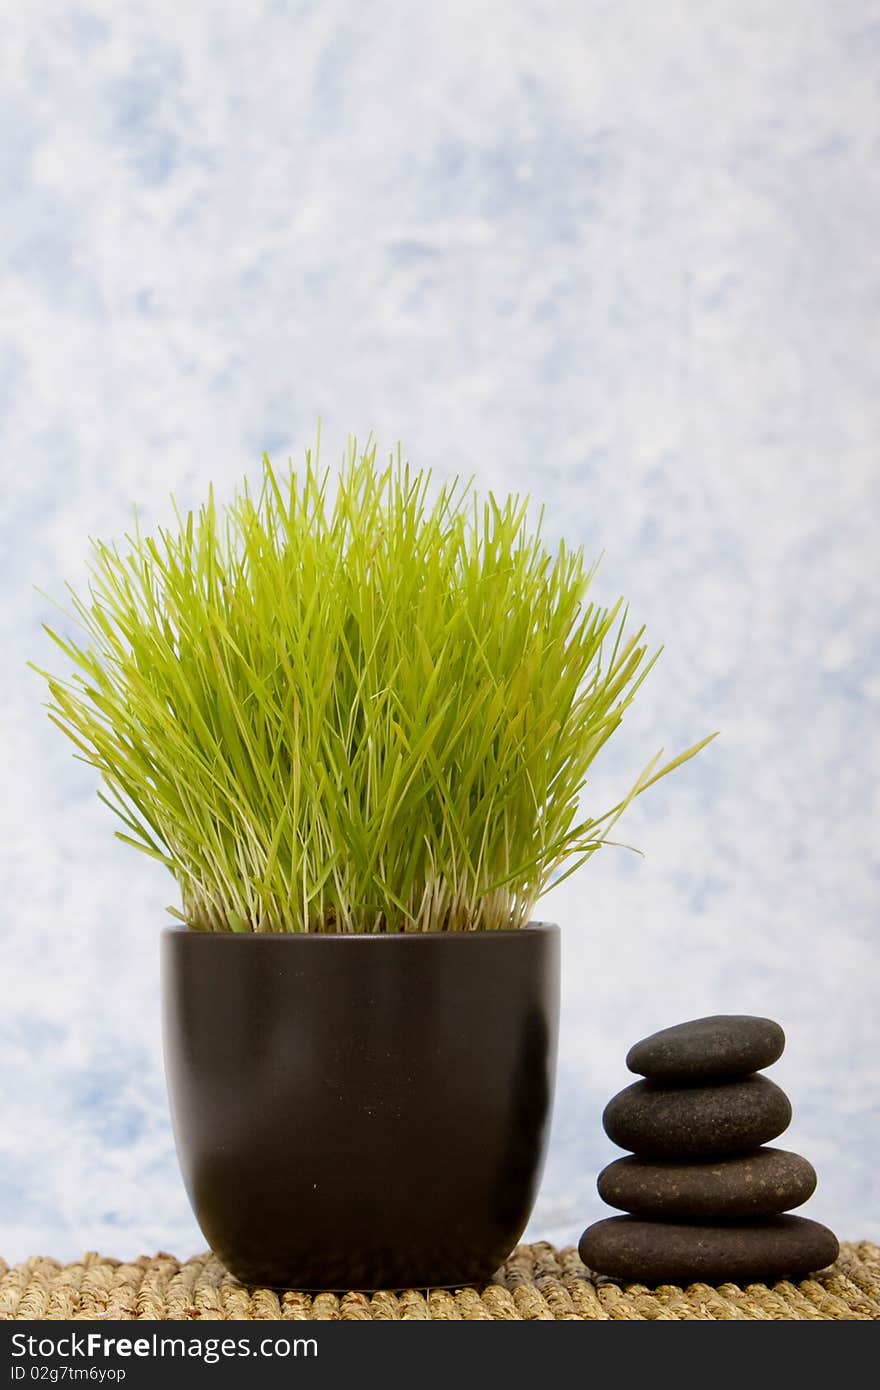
<box><xmin>597</xmin><ymin>1148</ymin><xmax>817</xmax><ymax>1219</ymax></box>
<box><xmin>627</xmin><ymin>1015</ymin><xmax>785</xmax><ymax>1081</ymax></box>
<box><xmin>579</xmin><ymin>1215</ymin><xmax>839</xmax><ymax>1286</ymax></box>
<box><xmin>603</xmin><ymin>1076</ymin><xmax>792</xmax><ymax>1158</ymax></box>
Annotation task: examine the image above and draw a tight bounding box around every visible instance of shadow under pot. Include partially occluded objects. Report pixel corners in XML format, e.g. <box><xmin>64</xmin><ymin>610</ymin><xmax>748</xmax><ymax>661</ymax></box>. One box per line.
<box><xmin>161</xmin><ymin>922</ymin><xmax>560</xmax><ymax>1290</ymax></box>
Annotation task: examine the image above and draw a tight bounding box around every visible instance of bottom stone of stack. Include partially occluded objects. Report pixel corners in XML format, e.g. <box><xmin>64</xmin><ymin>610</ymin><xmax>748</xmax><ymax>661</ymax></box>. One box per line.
<box><xmin>579</xmin><ymin>1215</ymin><xmax>839</xmax><ymax>1286</ymax></box>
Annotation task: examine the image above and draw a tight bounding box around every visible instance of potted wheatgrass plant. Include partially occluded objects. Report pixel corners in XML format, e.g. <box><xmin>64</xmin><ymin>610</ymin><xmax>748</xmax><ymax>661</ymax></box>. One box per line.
<box><xmin>34</xmin><ymin>439</ymin><xmax>713</xmax><ymax>1290</ymax></box>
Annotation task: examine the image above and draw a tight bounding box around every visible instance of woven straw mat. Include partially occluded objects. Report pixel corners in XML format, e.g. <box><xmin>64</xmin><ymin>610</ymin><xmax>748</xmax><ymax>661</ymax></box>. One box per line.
<box><xmin>1</xmin><ymin>1242</ymin><xmax>877</xmax><ymax>1320</ymax></box>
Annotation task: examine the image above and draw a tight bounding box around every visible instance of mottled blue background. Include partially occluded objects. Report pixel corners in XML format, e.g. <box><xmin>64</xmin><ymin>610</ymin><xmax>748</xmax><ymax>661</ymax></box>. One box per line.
<box><xmin>1</xmin><ymin>1</ymin><xmax>877</xmax><ymax>1263</ymax></box>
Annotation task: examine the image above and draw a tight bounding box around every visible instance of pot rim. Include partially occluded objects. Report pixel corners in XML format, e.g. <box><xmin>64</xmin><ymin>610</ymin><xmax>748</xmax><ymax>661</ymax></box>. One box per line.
<box><xmin>161</xmin><ymin>920</ymin><xmax>558</xmax><ymax>941</ymax></box>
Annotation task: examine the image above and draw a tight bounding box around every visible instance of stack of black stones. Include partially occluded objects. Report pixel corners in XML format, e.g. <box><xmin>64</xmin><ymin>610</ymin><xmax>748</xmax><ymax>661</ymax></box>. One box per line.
<box><xmin>579</xmin><ymin>1016</ymin><xmax>839</xmax><ymax>1285</ymax></box>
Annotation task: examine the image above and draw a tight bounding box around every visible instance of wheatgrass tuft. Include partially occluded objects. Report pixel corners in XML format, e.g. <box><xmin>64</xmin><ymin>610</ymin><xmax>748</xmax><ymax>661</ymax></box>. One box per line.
<box><xmin>33</xmin><ymin>439</ymin><xmax>715</xmax><ymax>932</ymax></box>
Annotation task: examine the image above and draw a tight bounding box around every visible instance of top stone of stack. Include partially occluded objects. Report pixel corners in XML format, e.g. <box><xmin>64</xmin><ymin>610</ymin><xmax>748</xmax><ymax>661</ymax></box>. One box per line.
<box><xmin>626</xmin><ymin>1014</ymin><xmax>785</xmax><ymax>1082</ymax></box>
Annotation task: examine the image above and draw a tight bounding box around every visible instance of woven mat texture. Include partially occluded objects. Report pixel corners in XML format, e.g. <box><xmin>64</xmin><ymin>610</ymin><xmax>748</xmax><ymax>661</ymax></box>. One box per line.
<box><xmin>1</xmin><ymin>1242</ymin><xmax>878</xmax><ymax>1320</ymax></box>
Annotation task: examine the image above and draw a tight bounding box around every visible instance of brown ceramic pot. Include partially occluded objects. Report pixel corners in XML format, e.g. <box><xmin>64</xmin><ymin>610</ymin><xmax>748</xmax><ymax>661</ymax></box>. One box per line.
<box><xmin>161</xmin><ymin>923</ymin><xmax>559</xmax><ymax>1289</ymax></box>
